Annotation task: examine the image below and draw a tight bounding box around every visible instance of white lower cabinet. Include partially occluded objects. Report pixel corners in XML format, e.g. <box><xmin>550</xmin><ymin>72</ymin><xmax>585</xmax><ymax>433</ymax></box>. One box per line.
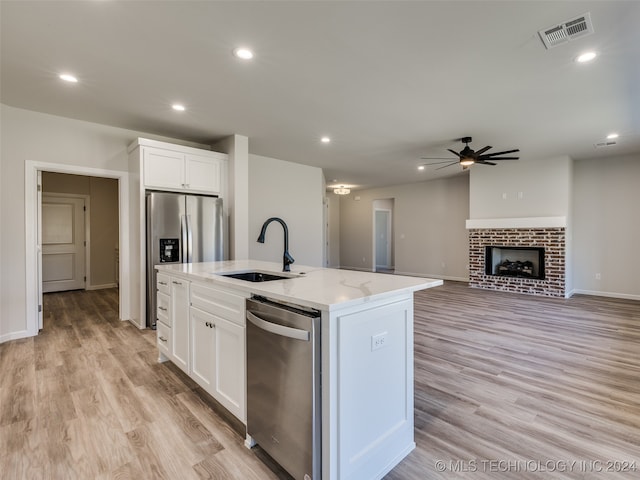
<box><xmin>170</xmin><ymin>277</ymin><xmax>190</xmax><ymax>374</ymax></box>
<box><xmin>190</xmin><ymin>307</ymin><xmax>215</xmax><ymax>391</ymax></box>
<box><xmin>211</xmin><ymin>314</ymin><xmax>245</xmax><ymax>421</ymax></box>
<box><xmin>156</xmin><ymin>320</ymin><xmax>172</xmax><ymax>360</ymax></box>
<box><xmin>157</xmin><ymin>272</ymin><xmax>247</xmax><ymax>424</ymax></box>
<box><xmin>189</xmin><ymin>306</ymin><xmax>246</xmax><ymax>422</ymax></box>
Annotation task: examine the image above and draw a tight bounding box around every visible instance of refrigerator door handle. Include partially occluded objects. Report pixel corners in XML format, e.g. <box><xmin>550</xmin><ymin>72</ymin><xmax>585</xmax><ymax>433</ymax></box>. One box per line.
<box><xmin>181</xmin><ymin>214</ymin><xmax>188</xmax><ymax>262</ymax></box>
<box><xmin>185</xmin><ymin>214</ymin><xmax>193</xmax><ymax>263</ymax></box>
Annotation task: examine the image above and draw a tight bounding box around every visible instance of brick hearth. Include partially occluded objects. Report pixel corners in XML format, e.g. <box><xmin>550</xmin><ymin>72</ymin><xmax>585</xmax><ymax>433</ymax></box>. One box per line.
<box><xmin>468</xmin><ymin>227</ymin><xmax>566</xmax><ymax>297</ymax></box>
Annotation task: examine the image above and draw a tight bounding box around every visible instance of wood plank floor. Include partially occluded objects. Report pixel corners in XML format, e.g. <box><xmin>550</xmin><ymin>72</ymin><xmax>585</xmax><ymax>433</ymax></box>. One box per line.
<box><xmin>1</xmin><ymin>283</ymin><xmax>639</xmax><ymax>479</ymax></box>
<box><xmin>0</xmin><ymin>289</ymin><xmax>290</xmax><ymax>480</ymax></box>
<box><xmin>388</xmin><ymin>282</ymin><xmax>640</xmax><ymax>480</ymax></box>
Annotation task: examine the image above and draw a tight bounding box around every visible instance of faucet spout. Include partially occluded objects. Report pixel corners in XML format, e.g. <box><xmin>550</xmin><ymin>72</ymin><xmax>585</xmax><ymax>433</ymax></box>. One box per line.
<box><xmin>257</xmin><ymin>217</ymin><xmax>295</xmax><ymax>272</ymax></box>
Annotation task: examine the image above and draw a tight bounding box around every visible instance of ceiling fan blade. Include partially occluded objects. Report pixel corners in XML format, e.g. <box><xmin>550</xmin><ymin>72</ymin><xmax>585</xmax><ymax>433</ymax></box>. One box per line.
<box><xmin>420</xmin><ymin>157</ymin><xmax>457</xmax><ymax>160</ymax></box>
<box><xmin>477</xmin><ymin>161</ymin><xmax>497</xmax><ymax>166</ymax></box>
<box><xmin>424</xmin><ymin>160</ymin><xmax>459</xmax><ymax>165</ymax></box>
<box><xmin>483</xmin><ymin>149</ymin><xmax>519</xmax><ymax>157</ymax></box>
<box><xmin>447</xmin><ymin>149</ymin><xmax>462</xmax><ymax>158</ymax></box>
<box><xmin>474</xmin><ymin>145</ymin><xmax>492</xmax><ymax>156</ymax></box>
<box><xmin>435</xmin><ymin>162</ymin><xmax>458</xmax><ymax>170</ymax></box>
<box><xmin>482</xmin><ymin>156</ymin><xmax>519</xmax><ymax>161</ymax></box>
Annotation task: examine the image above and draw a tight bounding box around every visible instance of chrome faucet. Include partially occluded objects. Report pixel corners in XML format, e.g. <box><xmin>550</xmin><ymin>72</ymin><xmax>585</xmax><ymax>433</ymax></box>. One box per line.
<box><xmin>257</xmin><ymin>217</ymin><xmax>295</xmax><ymax>272</ymax></box>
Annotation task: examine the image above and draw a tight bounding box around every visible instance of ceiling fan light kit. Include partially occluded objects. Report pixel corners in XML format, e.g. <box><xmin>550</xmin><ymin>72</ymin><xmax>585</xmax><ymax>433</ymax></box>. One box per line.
<box><xmin>421</xmin><ymin>136</ymin><xmax>520</xmax><ymax>170</ymax></box>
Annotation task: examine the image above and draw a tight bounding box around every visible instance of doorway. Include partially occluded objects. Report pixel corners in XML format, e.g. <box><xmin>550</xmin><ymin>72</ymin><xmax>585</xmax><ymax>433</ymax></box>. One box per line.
<box><xmin>39</xmin><ymin>173</ymin><xmax>119</xmax><ymax>329</ymax></box>
<box><xmin>25</xmin><ymin>161</ymin><xmax>131</xmax><ymax>336</ymax></box>
<box><xmin>373</xmin><ymin>198</ymin><xmax>394</xmax><ymax>273</ymax></box>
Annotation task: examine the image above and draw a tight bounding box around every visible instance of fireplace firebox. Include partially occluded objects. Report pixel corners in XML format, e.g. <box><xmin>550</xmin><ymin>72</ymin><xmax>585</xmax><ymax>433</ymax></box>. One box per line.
<box><xmin>485</xmin><ymin>246</ymin><xmax>545</xmax><ymax>280</ymax></box>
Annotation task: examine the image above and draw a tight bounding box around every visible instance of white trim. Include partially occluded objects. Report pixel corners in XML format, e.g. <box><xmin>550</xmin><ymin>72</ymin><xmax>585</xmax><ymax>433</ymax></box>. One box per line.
<box><xmin>25</xmin><ymin>161</ymin><xmax>131</xmax><ymax>340</ymax></box>
<box><xmin>394</xmin><ymin>271</ymin><xmax>469</xmax><ymax>282</ymax></box>
<box><xmin>570</xmin><ymin>289</ymin><xmax>640</xmax><ymax>301</ymax></box>
<box><xmin>127</xmin><ymin>137</ymin><xmax>224</xmax><ymax>158</ymax></box>
<box><xmin>465</xmin><ymin>216</ymin><xmax>567</xmax><ymax>229</ymax></box>
<box><xmin>0</xmin><ymin>330</ymin><xmax>32</xmax><ymax>343</ymax></box>
<box><xmin>87</xmin><ymin>283</ymin><xmax>118</xmax><ymax>291</ymax></box>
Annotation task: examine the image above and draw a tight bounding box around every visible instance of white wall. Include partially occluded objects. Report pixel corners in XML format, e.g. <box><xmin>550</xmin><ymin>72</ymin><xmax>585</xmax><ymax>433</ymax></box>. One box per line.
<box><xmin>572</xmin><ymin>153</ymin><xmax>640</xmax><ymax>298</ymax></box>
<box><xmin>340</xmin><ymin>175</ymin><xmax>470</xmax><ymax>280</ymax></box>
<box><xmin>248</xmin><ymin>154</ymin><xmax>324</xmax><ymax>267</ymax></box>
<box><xmin>469</xmin><ymin>155</ymin><xmax>572</xmax><ymax>218</ymax></box>
<box><xmin>0</xmin><ymin>104</ymin><xmax>210</xmax><ymax>341</ymax></box>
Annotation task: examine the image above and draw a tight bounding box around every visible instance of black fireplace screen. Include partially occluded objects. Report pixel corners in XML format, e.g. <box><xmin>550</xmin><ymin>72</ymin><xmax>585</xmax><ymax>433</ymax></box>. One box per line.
<box><xmin>485</xmin><ymin>246</ymin><xmax>545</xmax><ymax>280</ymax></box>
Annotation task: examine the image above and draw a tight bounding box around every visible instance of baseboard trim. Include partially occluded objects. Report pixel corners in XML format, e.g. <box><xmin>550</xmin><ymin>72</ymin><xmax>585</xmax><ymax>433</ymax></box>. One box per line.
<box><xmin>87</xmin><ymin>283</ymin><xmax>118</xmax><ymax>291</ymax></box>
<box><xmin>570</xmin><ymin>289</ymin><xmax>640</xmax><ymax>301</ymax></box>
<box><xmin>0</xmin><ymin>329</ymin><xmax>34</xmax><ymax>344</ymax></box>
<box><xmin>395</xmin><ymin>271</ymin><xmax>469</xmax><ymax>282</ymax></box>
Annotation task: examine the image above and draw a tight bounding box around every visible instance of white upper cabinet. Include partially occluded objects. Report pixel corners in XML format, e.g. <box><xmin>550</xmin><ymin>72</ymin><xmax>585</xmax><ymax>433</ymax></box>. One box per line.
<box><xmin>143</xmin><ymin>147</ymin><xmax>185</xmax><ymax>190</ymax></box>
<box><xmin>185</xmin><ymin>153</ymin><xmax>221</xmax><ymax>193</ymax></box>
<box><xmin>133</xmin><ymin>139</ymin><xmax>227</xmax><ymax>195</ymax></box>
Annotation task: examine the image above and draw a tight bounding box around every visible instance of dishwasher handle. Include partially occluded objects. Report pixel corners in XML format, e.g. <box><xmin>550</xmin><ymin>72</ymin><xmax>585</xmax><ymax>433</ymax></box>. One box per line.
<box><xmin>247</xmin><ymin>311</ymin><xmax>310</xmax><ymax>341</ymax></box>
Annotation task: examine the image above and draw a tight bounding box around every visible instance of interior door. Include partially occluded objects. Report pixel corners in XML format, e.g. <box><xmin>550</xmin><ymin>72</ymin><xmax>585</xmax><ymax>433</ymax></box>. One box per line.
<box><xmin>375</xmin><ymin>210</ymin><xmax>390</xmax><ymax>269</ymax></box>
<box><xmin>42</xmin><ymin>195</ymin><xmax>86</xmax><ymax>293</ymax></box>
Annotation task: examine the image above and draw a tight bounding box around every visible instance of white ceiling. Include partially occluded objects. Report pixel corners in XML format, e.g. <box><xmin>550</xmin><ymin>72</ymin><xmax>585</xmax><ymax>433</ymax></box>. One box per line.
<box><xmin>2</xmin><ymin>1</ymin><xmax>639</xmax><ymax>190</ymax></box>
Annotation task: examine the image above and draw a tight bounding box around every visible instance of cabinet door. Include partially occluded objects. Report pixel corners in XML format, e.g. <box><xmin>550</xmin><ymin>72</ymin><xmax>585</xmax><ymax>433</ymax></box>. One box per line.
<box><xmin>143</xmin><ymin>147</ymin><xmax>185</xmax><ymax>190</ymax></box>
<box><xmin>213</xmin><ymin>316</ymin><xmax>246</xmax><ymax>422</ymax></box>
<box><xmin>170</xmin><ymin>277</ymin><xmax>190</xmax><ymax>374</ymax></box>
<box><xmin>190</xmin><ymin>307</ymin><xmax>215</xmax><ymax>390</ymax></box>
<box><xmin>185</xmin><ymin>154</ymin><xmax>220</xmax><ymax>193</ymax></box>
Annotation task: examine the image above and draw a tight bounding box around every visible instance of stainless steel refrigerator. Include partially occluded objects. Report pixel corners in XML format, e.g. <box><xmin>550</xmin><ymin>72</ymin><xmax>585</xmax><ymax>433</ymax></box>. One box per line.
<box><xmin>146</xmin><ymin>191</ymin><xmax>224</xmax><ymax>328</ymax></box>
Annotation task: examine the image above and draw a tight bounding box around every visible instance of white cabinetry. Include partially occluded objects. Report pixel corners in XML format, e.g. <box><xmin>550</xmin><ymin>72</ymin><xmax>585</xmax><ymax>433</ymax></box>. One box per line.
<box><xmin>170</xmin><ymin>277</ymin><xmax>190</xmax><ymax>374</ymax></box>
<box><xmin>190</xmin><ymin>283</ymin><xmax>247</xmax><ymax>422</ymax></box>
<box><xmin>156</xmin><ymin>272</ymin><xmax>247</xmax><ymax>423</ymax></box>
<box><xmin>142</xmin><ymin>146</ymin><xmax>223</xmax><ymax>194</ymax></box>
<box><xmin>128</xmin><ymin>137</ymin><xmax>228</xmax><ymax>329</ymax></box>
<box><xmin>156</xmin><ymin>273</ymin><xmax>172</xmax><ymax>361</ymax></box>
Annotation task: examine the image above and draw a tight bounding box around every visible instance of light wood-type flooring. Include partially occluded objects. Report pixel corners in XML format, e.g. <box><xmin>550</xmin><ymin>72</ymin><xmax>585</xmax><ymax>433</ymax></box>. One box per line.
<box><xmin>1</xmin><ymin>283</ymin><xmax>639</xmax><ymax>479</ymax></box>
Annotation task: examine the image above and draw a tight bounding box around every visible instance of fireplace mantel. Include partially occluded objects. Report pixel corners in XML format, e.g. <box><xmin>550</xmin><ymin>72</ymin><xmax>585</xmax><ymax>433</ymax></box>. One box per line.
<box><xmin>465</xmin><ymin>216</ymin><xmax>566</xmax><ymax>230</ymax></box>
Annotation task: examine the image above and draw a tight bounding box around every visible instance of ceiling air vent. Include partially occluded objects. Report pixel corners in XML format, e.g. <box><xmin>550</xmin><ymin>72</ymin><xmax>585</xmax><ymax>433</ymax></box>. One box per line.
<box><xmin>538</xmin><ymin>12</ymin><xmax>594</xmax><ymax>49</ymax></box>
<box><xmin>594</xmin><ymin>141</ymin><xmax>617</xmax><ymax>148</ymax></box>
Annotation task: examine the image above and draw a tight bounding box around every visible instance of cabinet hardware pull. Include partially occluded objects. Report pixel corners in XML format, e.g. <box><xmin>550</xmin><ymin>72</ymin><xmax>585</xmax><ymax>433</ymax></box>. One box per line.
<box><xmin>158</xmin><ymin>306</ymin><xmax>167</xmax><ymax>311</ymax></box>
<box><xmin>172</xmin><ymin>281</ymin><xmax>182</xmax><ymax>285</ymax></box>
<box><xmin>159</xmin><ymin>336</ymin><xmax>167</xmax><ymax>342</ymax></box>
<box><xmin>159</xmin><ymin>281</ymin><xmax>167</xmax><ymax>285</ymax></box>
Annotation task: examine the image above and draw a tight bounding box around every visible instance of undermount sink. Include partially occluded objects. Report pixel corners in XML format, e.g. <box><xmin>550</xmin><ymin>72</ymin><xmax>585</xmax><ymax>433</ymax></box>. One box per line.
<box><xmin>220</xmin><ymin>271</ymin><xmax>299</xmax><ymax>282</ymax></box>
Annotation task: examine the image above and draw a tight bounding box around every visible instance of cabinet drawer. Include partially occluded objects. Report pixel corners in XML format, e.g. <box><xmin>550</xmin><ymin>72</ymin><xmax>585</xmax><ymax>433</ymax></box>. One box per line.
<box><xmin>190</xmin><ymin>283</ymin><xmax>246</xmax><ymax>326</ymax></box>
<box><xmin>157</xmin><ymin>273</ymin><xmax>170</xmax><ymax>295</ymax></box>
<box><xmin>157</xmin><ymin>292</ymin><xmax>171</xmax><ymax>326</ymax></box>
<box><xmin>157</xmin><ymin>321</ymin><xmax>172</xmax><ymax>357</ymax></box>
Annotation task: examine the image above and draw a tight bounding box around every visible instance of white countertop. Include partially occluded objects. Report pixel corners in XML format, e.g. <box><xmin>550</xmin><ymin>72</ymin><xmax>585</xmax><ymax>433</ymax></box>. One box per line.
<box><xmin>156</xmin><ymin>260</ymin><xmax>443</xmax><ymax>311</ymax></box>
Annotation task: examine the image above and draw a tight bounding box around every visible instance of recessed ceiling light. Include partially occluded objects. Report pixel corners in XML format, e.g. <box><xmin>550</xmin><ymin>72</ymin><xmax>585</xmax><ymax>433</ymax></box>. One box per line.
<box><xmin>321</xmin><ymin>136</ymin><xmax>331</xmax><ymax>143</ymax></box>
<box><xmin>59</xmin><ymin>73</ymin><xmax>78</xmax><ymax>83</ymax></box>
<box><xmin>233</xmin><ymin>47</ymin><xmax>254</xmax><ymax>60</ymax></box>
<box><xmin>172</xmin><ymin>104</ymin><xmax>186</xmax><ymax>112</ymax></box>
<box><xmin>576</xmin><ymin>51</ymin><xmax>597</xmax><ymax>63</ymax></box>
<box><xmin>418</xmin><ymin>165</ymin><xmax>425</xmax><ymax>171</ymax></box>
<box><xmin>606</xmin><ymin>133</ymin><xmax>619</xmax><ymax>139</ymax></box>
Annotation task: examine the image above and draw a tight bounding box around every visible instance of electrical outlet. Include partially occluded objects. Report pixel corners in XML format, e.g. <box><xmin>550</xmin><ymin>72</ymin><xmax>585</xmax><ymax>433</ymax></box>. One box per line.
<box><xmin>595</xmin><ymin>273</ymin><xmax>601</xmax><ymax>280</ymax></box>
<box><xmin>371</xmin><ymin>332</ymin><xmax>388</xmax><ymax>351</ymax></box>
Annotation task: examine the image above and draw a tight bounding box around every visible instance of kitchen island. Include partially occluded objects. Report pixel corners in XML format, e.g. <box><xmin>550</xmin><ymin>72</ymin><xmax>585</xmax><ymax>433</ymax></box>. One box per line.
<box><xmin>155</xmin><ymin>260</ymin><xmax>442</xmax><ymax>480</ymax></box>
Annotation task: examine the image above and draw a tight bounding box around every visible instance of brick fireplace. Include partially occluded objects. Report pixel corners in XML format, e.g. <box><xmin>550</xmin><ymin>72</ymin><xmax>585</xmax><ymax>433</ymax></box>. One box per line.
<box><xmin>466</xmin><ymin>217</ymin><xmax>567</xmax><ymax>297</ymax></box>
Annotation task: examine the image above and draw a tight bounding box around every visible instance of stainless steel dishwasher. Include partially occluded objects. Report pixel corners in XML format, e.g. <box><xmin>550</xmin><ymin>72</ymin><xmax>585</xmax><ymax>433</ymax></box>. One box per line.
<box><xmin>246</xmin><ymin>296</ymin><xmax>321</xmax><ymax>480</ymax></box>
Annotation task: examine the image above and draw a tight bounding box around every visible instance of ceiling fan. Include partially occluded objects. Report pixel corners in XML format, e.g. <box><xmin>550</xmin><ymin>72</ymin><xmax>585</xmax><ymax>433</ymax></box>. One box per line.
<box><xmin>421</xmin><ymin>137</ymin><xmax>519</xmax><ymax>170</ymax></box>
